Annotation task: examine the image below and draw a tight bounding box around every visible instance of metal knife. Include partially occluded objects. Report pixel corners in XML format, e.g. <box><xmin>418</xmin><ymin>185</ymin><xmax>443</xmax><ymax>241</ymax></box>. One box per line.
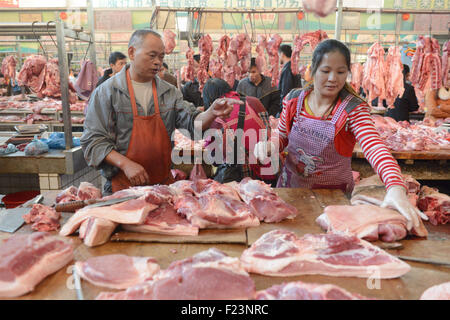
<box><xmin>55</xmin><ymin>195</ymin><xmax>140</xmax><ymax>212</ymax></box>
<box><xmin>72</xmin><ymin>267</ymin><xmax>84</xmax><ymax>301</ymax></box>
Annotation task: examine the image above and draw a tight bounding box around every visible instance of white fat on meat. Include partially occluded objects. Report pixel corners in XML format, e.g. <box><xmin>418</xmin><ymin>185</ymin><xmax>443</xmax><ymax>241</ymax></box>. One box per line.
<box><xmin>75</xmin><ymin>254</ymin><xmax>160</xmax><ymax>290</ymax></box>
<box><xmin>96</xmin><ymin>248</ymin><xmax>255</xmax><ymax>300</ymax></box>
<box><xmin>420</xmin><ymin>282</ymin><xmax>450</xmax><ymax>300</ymax></box>
<box><xmin>0</xmin><ymin>232</ymin><xmax>73</xmax><ymax>298</ymax></box>
<box><xmin>240</xmin><ymin>229</ymin><xmax>411</xmax><ymax>279</ymax></box>
<box><xmin>79</xmin><ymin>217</ymin><xmax>118</xmax><ymax>247</ymax></box>
<box><xmin>256</xmin><ymin>281</ymin><xmax>369</xmax><ymax>300</ymax></box>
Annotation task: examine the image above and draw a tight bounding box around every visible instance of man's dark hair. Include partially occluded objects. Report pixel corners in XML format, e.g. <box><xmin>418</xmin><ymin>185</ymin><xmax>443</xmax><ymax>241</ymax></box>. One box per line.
<box><xmin>128</xmin><ymin>29</ymin><xmax>161</xmax><ymax>48</ymax></box>
<box><xmin>402</xmin><ymin>64</ymin><xmax>410</xmax><ymax>78</ymax></box>
<box><xmin>311</xmin><ymin>39</ymin><xmax>351</xmax><ymax>77</ymax></box>
<box><xmin>279</xmin><ymin>44</ymin><xmax>292</xmax><ymax>58</ymax></box>
<box><xmin>193</xmin><ymin>54</ymin><xmax>201</xmax><ymax>63</ymax></box>
<box><xmin>202</xmin><ymin>78</ymin><xmax>232</xmax><ymax>110</ymax></box>
<box><xmin>162</xmin><ymin>62</ymin><xmax>169</xmax><ymax>70</ymax></box>
<box><xmin>250</xmin><ymin>57</ymin><xmax>257</xmax><ymax>68</ymax></box>
<box><xmin>109</xmin><ymin>51</ymin><xmax>127</xmax><ymax>65</ymax></box>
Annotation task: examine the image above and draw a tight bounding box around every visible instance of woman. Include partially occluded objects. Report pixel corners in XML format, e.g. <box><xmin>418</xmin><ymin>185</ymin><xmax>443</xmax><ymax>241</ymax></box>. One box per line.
<box><xmin>203</xmin><ymin>78</ymin><xmax>277</xmax><ymax>186</ymax></box>
<box><xmin>254</xmin><ymin>39</ymin><xmax>426</xmax><ymax>230</ymax></box>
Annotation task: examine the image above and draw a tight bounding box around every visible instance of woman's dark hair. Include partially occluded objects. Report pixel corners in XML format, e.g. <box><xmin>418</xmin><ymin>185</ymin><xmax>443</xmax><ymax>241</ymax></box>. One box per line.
<box><xmin>109</xmin><ymin>51</ymin><xmax>126</xmax><ymax>65</ymax></box>
<box><xmin>202</xmin><ymin>78</ymin><xmax>232</xmax><ymax>110</ymax></box>
<box><xmin>311</xmin><ymin>39</ymin><xmax>351</xmax><ymax>77</ymax></box>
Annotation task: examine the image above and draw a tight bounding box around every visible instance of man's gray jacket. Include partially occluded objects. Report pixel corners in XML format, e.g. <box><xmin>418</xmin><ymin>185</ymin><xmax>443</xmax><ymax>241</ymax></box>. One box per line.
<box><xmin>81</xmin><ymin>65</ymin><xmax>201</xmax><ymax>182</ymax></box>
<box><xmin>236</xmin><ymin>75</ymin><xmax>280</xmax><ymax>117</ymax></box>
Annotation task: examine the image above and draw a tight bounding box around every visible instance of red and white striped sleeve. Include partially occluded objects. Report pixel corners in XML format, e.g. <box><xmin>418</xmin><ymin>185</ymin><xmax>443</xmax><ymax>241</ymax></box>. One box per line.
<box><xmin>275</xmin><ymin>95</ymin><xmax>292</xmax><ymax>151</ymax></box>
<box><xmin>347</xmin><ymin>104</ymin><xmax>406</xmax><ymax>191</ymax></box>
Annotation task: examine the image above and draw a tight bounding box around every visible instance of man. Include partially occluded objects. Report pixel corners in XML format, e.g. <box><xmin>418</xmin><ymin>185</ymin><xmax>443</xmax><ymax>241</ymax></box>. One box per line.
<box><xmin>181</xmin><ymin>54</ymin><xmax>203</xmax><ymax>107</ymax></box>
<box><xmin>81</xmin><ymin>29</ymin><xmax>236</xmax><ymax>194</ymax></box>
<box><xmin>96</xmin><ymin>51</ymin><xmax>127</xmax><ymax>88</ymax></box>
<box><xmin>236</xmin><ymin>58</ymin><xmax>281</xmax><ymax>116</ymax></box>
<box><xmin>278</xmin><ymin>44</ymin><xmax>301</xmax><ymax>109</ymax></box>
<box><xmin>384</xmin><ymin>65</ymin><xmax>419</xmax><ymax>122</ymax></box>
<box><xmin>159</xmin><ymin>62</ymin><xmax>177</xmax><ymax>87</ymax></box>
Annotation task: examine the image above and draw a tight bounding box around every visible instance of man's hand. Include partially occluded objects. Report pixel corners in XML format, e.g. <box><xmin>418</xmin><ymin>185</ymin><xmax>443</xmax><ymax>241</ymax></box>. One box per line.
<box><xmin>121</xmin><ymin>159</ymin><xmax>150</xmax><ymax>186</ymax></box>
<box><xmin>209</xmin><ymin>98</ymin><xmax>243</xmax><ymax>120</ymax></box>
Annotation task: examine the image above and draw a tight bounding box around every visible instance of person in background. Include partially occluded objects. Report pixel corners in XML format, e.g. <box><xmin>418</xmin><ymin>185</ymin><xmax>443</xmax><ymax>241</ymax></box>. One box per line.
<box><xmin>384</xmin><ymin>65</ymin><xmax>419</xmax><ymax>122</ymax></box>
<box><xmin>81</xmin><ymin>29</ymin><xmax>236</xmax><ymax>194</ymax></box>
<box><xmin>181</xmin><ymin>54</ymin><xmax>204</xmax><ymax>107</ymax></box>
<box><xmin>254</xmin><ymin>39</ymin><xmax>426</xmax><ymax>231</ymax></box>
<box><xmin>278</xmin><ymin>44</ymin><xmax>301</xmax><ymax>113</ymax></box>
<box><xmin>202</xmin><ymin>78</ymin><xmax>278</xmax><ymax>186</ymax></box>
<box><xmin>159</xmin><ymin>62</ymin><xmax>177</xmax><ymax>87</ymax></box>
<box><xmin>237</xmin><ymin>58</ymin><xmax>280</xmax><ymax>117</ymax></box>
<box><xmin>96</xmin><ymin>51</ymin><xmax>127</xmax><ymax>88</ymax></box>
<box><xmin>69</xmin><ymin>68</ymin><xmax>76</xmax><ymax>86</ymax></box>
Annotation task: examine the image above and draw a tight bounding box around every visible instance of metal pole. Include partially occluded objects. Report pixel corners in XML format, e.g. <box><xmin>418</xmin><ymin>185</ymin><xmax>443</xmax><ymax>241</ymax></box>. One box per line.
<box><xmin>395</xmin><ymin>13</ymin><xmax>401</xmax><ymax>47</ymax></box>
<box><xmin>335</xmin><ymin>0</ymin><xmax>343</xmax><ymax>40</ymax></box>
<box><xmin>87</xmin><ymin>0</ymin><xmax>97</xmax><ymax>67</ymax></box>
<box><xmin>56</xmin><ymin>19</ymin><xmax>73</xmax><ymax>150</ymax></box>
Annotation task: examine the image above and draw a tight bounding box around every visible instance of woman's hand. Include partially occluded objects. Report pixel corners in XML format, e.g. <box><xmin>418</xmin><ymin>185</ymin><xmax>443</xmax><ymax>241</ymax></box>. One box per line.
<box><xmin>381</xmin><ymin>185</ymin><xmax>428</xmax><ymax>230</ymax></box>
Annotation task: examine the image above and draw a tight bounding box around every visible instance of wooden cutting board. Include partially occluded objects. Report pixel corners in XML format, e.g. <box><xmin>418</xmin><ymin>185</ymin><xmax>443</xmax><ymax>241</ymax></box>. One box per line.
<box><xmin>353</xmin><ymin>144</ymin><xmax>450</xmax><ymax>160</ymax></box>
<box><xmin>110</xmin><ymin>228</ymin><xmax>247</xmax><ymax>244</ymax></box>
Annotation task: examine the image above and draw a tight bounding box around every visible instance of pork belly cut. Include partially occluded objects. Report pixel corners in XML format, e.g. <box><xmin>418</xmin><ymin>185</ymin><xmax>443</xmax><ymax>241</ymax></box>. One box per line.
<box><xmin>0</xmin><ymin>232</ymin><xmax>73</xmax><ymax>297</ymax></box>
<box><xmin>96</xmin><ymin>248</ymin><xmax>255</xmax><ymax>300</ymax></box>
<box><xmin>420</xmin><ymin>282</ymin><xmax>450</xmax><ymax>300</ymax></box>
<box><xmin>240</xmin><ymin>229</ymin><xmax>411</xmax><ymax>279</ymax></box>
<box><xmin>75</xmin><ymin>254</ymin><xmax>160</xmax><ymax>290</ymax></box>
<box><xmin>255</xmin><ymin>281</ymin><xmax>369</xmax><ymax>300</ymax></box>
<box><xmin>78</xmin><ymin>217</ymin><xmax>118</xmax><ymax>247</ymax></box>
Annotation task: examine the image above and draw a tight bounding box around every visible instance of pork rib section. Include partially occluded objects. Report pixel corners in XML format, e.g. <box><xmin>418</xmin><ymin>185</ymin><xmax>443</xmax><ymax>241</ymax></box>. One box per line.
<box><xmin>232</xmin><ymin>178</ymin><xmax>298</xmax><ymax>223</ymax></box>
<box><xmin>420</xmin><ymin>282</ymin><xmax>450</xmax><ymax>300</ymax></box>
<box><xmin>240</xmin><ymin>229</ymin><xmax>411</xmax><ymax>279</ymax></box>
<box><xmin>75</xmin><ymin>254</ymin><xmax>160</xmax><ymax>290</ymax></box>
<box><xmin>96</xmin><ymin>248</ymin><xmax>255</xmax><ymax>300</ymax></box>
<box><xmin>59</xmin><ymin>194</ymin><xmax>158</xmax><ymax>236</ymax></box>
<box><xmin>255</xmin><ymin>281</ymin><xmax>368</xmax><ymax>300</ymax></box>
<box><xmin>316</xmin><ymin>204</ymin><xmax>411</xmax><ymax>242</ymax></box>
<box><xmin>0</xmin><ymin>232</ymin><xmax>73</xmax><ymax>298</ymax></box>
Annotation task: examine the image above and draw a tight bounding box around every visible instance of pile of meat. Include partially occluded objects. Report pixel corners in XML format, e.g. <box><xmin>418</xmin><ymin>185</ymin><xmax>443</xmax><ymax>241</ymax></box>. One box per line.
<box><xmin>56</xmin><ymin>182</ymin><xmax>102</xmax><ymax>203</ymax></box>
<box><xmin>410</xmin><ymin>36</ymin><xmax>442</xmax><ymax>91</ymax></box>
<box><xmin>162</xmin><ymin>30</ymin><xmax>176</xmax><ymax>54</ymax></box>
<box><xmin>371</xmin><ymin>115</ymin><xmax>450</xmax><ymax>151</ymax></box>
<box><xmin>18</xmin><ymin>55</ymin><xmax>78</xmax><ymax>104</ymax></box>
<box><xmin>291</xmin><ymin>30</ymin><xmax>328</xmax><ymax>76</ymax></box>
<box><xmin>417</xmin><ymin>186</ymin><xmax>450</xmax><ymax>225</ymax></box>
<box><xmin>23</xmin><ymin>204</ymin><xmax>61</xmax><ymax>232</ymax></box>
<box><xmin>240</xmin><ymin>229</ymin><xmax>411</xmax><ymax>279</ymax></box>
<box><xmin>1</xmin><ymin>55</ymin><xmax>17</xmax><ymax>81</ymax></box>
<box><xmin>0</xmin><ymin>96</ymin><xmax>85</xmax><ymax>113</ymax></box>
<box><xmin>59</xmin><ymin>178</ymin><xmax>298</xmax><ymax>247</ymax></box>
<box><xmin>0</xmin><ymin>232</ymin><xmax>73</xmax><ymax>298</ymax></box>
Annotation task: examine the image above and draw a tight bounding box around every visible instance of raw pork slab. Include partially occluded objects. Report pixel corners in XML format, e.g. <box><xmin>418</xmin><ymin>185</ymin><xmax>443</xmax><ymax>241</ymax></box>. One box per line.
<box><xmin>255</xmin><ymin>281</ymin><xmax>369</xmax><ymax>300</ymax></box>
<box><xmin>79</xmin><ymin>217</ymin><xmax>118</xmax><ymax>247</ymax></box>
<box><xmin>240</xmin><ymin>229</ymin><xmax>411</xmax><ymax>279</ymax></box>
<box><xmin>77</xmin><ymin>182</ymin><xmax>101</xmax><ymax>201</ymax></box>
<box><xmin>59</xmin><ymin>194</ymin><xmax>158</xmax><ymax>236</ymax></box>
<box><xmin>233</xmin><ymin>178</ymin><xmax>298</xmax><ymax>223</ymax></box>
<box><xmin>56</xmin><ymin>186</ymin><xmax>78</xmax><ymax>203</ymax></box>
<box><xmin>23</xmin><ymin>204</ymin><xmax>61</xmax><ymax>232</ymax></box>
<box><xmin>316</xmin><ymin>204</ymin><xmax>426</xmax><ymax>242</ymax></box>
<box><xmin>420</xmin><ymin>282</ymin><xmax>450</xmax><ymax>300</ymax></box>
<box><xmin>0</xmin><ymin>232</ymin><xmax>73</xmax><ymax>298</ymax></box>
<box><xmin>174</xmin><ymin>194</ymin><xmax>260</xmax><ymax>229</ymax></box>
<box><xmin>418</xmin><ymin>186</ymin><xmax>450</xmax><ymax>226</ymax></box>
<box><xmin>96</xmin><ymin>248</ymin><xmax>255</xmax><ymax>300</ymax></box>
<box><xmin>122</xmin><ymin>203</ymin><xmax>198</xmax><ymax>236</ymax></box>
<box><xmin>75</xmin><ymin>254</ymin><xmax>160</xmax><ymax>290</ymax></box>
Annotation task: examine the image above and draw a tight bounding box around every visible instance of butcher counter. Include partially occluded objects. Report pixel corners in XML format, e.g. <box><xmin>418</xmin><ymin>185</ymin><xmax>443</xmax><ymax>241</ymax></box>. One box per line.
<box><xmin>0</xmin><ymin>188</ymin><xmax>449</xmax><ymax>301</ymax></box>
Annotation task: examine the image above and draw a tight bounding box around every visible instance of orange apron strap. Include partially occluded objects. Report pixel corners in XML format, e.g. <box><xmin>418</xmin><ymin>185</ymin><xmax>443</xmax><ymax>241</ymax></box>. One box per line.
<box><xmin>152</xmin><ymin>80</ymin><xmax>160</xmax><ymax>114</ymax></box>
<box><xmin>126</xmin><ymin>68</ymin><xmax>139</xmax><ymax>117</ymax></box>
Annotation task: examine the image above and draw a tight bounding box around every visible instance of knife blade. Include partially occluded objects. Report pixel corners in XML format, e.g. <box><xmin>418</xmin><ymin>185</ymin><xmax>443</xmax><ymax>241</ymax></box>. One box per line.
<box><xmin>72</xmin><ymin>267</ymin><xmax>84</xmax><ymax>301</ymax></box>
<box><xmin>55</xmin><ymin>195</ymin><xmax>140</xmax><ymax>212</ymax></box>
<box><xmin>395</xmin><ymin>255</ymin><xmax>450</xmax><ymax>268</ymax></box>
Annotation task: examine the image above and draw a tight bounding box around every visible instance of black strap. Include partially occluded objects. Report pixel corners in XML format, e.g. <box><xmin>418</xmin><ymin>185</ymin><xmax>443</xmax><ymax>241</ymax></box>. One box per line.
<box><xmin>234</xmin><ymin>101</ymin><xmax>247</xmax><ymax>164</ymax></box>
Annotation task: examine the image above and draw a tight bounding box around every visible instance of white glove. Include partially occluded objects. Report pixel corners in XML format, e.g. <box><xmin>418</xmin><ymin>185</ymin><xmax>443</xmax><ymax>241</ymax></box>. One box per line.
<box><xmin>381</xmin><ymin>185</ymin><xmax>428</xmax><ymax>231</ymax></box>
<box><xmin>253</xmin><ymin>141</ymin><xmax>276</xmax><ymax>164</ymax></box>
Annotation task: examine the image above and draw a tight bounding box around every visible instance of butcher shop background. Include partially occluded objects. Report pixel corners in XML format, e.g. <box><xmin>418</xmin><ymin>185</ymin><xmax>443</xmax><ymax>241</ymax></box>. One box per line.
<box><xmin>0</xmin><ymin>0</ymin><xmax>448</xmax><ymax>68</ymax></box>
